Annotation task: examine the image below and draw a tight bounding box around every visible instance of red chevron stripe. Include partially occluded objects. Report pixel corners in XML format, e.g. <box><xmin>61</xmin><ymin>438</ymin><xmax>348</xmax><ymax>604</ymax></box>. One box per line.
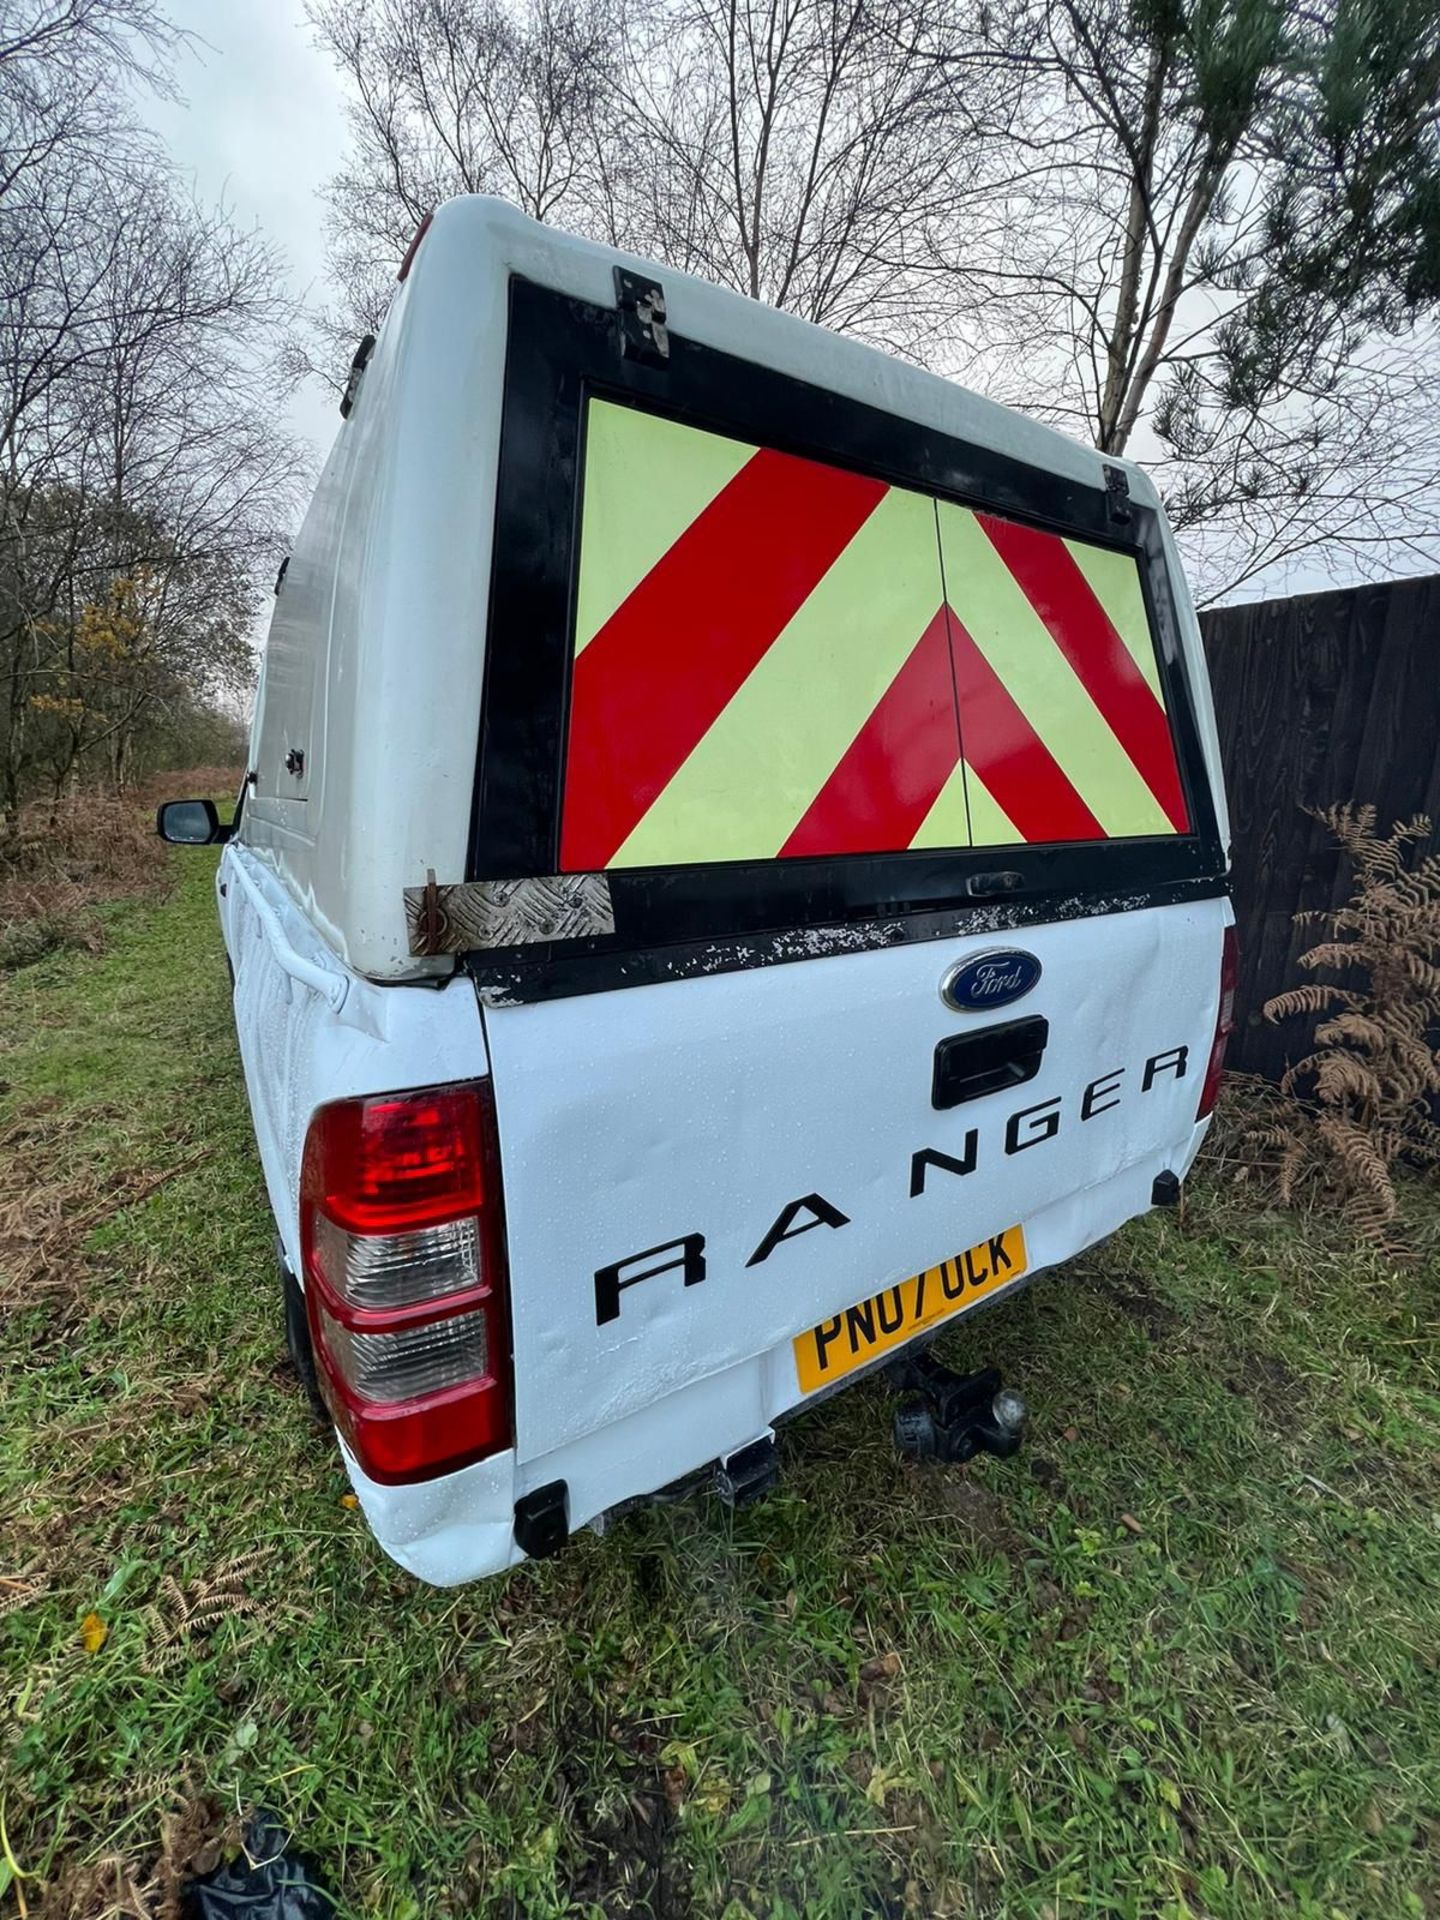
<box><xmin>976</xmin><ymin>513</ymin><xmax>1189</xmax><ymax>832</ymax></box>
<box><xmin>560</xmin><ymin>448</ymin><xmax>887</xmax><ymax>871</ymax></box>
<box><xmin>947</xmin><ymin>609</ymin><xmax>1106</xmax><ymax>842</ymax></box>
<box><xmin>780</xmin><ymin>607</ymin><xmax>961</xmax><ymax>859</ymax></box>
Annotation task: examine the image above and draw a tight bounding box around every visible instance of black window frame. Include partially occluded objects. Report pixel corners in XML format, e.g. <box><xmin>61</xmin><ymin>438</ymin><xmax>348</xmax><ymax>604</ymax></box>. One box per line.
<box><xmin>466</xmin><ymin>274</ymin><xmax>1227</xmax><ymax>1003</ymax></box>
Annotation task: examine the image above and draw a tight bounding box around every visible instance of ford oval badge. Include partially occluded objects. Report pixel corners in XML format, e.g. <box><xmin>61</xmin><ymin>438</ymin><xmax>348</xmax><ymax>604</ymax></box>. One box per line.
<box><xmin>941</xmin><ymin>949</ymin><xmax>1042</xmax><ymax>1013</ymax></box>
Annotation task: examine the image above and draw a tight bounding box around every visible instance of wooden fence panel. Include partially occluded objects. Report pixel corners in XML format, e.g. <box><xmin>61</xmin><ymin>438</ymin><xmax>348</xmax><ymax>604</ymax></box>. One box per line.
<box><xmin>1199</xmin><ymin>573</ymin><xmax>1440</xmax><ymax>1083</ymax></box>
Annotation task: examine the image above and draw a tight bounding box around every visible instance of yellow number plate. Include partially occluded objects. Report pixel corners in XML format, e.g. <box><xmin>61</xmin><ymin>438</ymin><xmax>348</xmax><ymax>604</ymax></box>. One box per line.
<box><xmin>793</xmin><ymin>1225</ymin><xmax>1028</xmax><ymax>1395</ymax></box>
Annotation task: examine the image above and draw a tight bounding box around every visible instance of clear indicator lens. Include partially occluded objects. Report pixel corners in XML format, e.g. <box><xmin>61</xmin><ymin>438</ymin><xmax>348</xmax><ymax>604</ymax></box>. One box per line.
<box><xmin>313</xmin><ymin>1212</ymin><xmax>481</xmax><ymax>1309</ymax></box>
<box><xmin>322</xmin><ymin>1305</ymin><xmax>490</xmax><ymax>1404</ymax></box>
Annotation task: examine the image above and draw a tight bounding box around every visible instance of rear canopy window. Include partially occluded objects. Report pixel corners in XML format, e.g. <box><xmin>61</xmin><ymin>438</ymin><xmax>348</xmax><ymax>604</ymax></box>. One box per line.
<box><xmin>561</xmin><ymin>399</ymin><xmax>1189</xmax><ymax>874</ymax></box>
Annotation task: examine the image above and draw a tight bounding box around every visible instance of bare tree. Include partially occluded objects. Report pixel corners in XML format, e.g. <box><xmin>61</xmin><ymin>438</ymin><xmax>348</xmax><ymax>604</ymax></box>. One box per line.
<box><xmin>308</xmin><ymin>0</ymin><xmax>1010</xmax><ymax>364</ymax></box>
<box><xmin>945</xmin><ymin>0</ymin><xmax>1440</xmax><ymax>599</ymax></box>
<box><xmin>0</xmin><ymin>3</ymin><xmax>308</xmax><ymax>809</ymax></box>
<box><xmin>50</xmin><ymin>181</ymin><xmax>304</xmax><ymax>790</ymax></box>
<box><xmin>0</xmin><ymin>0</ymin><xmax>179</xmax><ymax>205</ymax></box>
<box><xmin>310</xmin><ymin>0</ymin><xmax>1440</xmax><ymax>603</ymax></box>
<box><xmin>309</xmin><ymin>0</ymin><xmax>618</xmax><ymax>342</ymax></box>
<box><xmin>1154</xmin><ymin>328</ymin><xmax>1440</xmax><ymax>605</ymax></box>
<box><xmin>594</xmin><ymin>0</ymin><xmax>1006</xmax><ymax>356</ymax></box>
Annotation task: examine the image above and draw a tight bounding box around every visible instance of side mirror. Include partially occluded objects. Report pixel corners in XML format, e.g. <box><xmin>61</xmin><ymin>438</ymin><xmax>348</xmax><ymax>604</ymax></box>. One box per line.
<box><xmin>156</xmin><ymin>798</ymin><xmax>229</xmax><ymax>845</ymax></box>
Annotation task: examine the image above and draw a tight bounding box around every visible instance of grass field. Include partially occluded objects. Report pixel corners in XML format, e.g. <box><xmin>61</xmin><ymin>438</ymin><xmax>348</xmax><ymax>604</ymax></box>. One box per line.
<box><xmin>4</xmin><ymin>836</ymin><xmax>1440</xmax><ymax>1920</ymax></box>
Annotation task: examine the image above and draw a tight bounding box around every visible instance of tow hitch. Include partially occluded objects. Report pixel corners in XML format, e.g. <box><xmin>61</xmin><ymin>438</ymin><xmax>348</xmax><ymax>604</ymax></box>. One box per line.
<box><xmin>889</xmin><ymin>1353</ymin><xmax>1028</xmax><ymax>1464</ymax></box>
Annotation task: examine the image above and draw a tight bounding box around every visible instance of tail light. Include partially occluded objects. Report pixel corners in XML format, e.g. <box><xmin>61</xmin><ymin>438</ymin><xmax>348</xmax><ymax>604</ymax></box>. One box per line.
<box><xmin>300</xmin><ymin>1081</ymin><xmax>512</xmax><ymax>1484</ymax></box>
<box><xmin>1196</xmin><ymin>925</ymin><xmax>1238</xmax><ymax>1120</ymax></box>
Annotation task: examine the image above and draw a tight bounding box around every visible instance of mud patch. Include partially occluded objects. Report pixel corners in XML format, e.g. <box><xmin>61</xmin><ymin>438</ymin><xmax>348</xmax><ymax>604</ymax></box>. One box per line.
<box><xmin>496</xmin><ymin>1706</ymin><xmax>692</xmax><ymax>1920</ymax></box>
<box><xmin>567</xmin><ymin>1771</ymin><xmax>690</xmax><ymax>1919</ymax></box>
<box><xmin>1027</xmin><ymin>1453</ymin><xmax>1070</xmax><ymax>1501</ymax></box>
<box><xmin>1224</xmin><ymin>1349</ymin><xmax>1304</xmax><ymax>1432</ymax></box>
<box><xmin>1089</xmin><ymin>1272</ymin><xmax>1182</xmax><ymax>1343</ymax></box>
<box><xmin>938</xmin><ymin>1471</ymin><xmax>1024</xmax><ymax>1555</ymax></box>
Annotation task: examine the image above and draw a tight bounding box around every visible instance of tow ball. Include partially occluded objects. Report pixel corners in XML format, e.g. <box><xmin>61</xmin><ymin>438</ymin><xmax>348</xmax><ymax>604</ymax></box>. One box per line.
<box><xmin>888</xmin><ymin>1352</ymin><xmax>1028</xmax><ymax>1464</ymax></box>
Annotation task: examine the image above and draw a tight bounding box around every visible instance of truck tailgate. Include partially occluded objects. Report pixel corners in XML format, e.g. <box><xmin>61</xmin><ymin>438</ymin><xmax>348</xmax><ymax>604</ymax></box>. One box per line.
<box><xmin>483</xmin><ymin>899</ymin><xmax>1223</xmax><ymax>1464</ymax></box>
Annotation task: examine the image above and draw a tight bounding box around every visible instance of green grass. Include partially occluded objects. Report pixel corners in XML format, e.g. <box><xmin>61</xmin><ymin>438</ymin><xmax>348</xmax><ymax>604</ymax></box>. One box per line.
<box><xmin>3</xmin><ymin>842</ymin><xmax>1440</xmax><ymax>1919</ymax></box>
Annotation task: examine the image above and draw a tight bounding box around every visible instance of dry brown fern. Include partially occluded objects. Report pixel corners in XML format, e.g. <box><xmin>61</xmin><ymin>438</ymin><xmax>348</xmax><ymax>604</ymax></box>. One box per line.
<box><xmin>0</xmin><ymin>1562</ymin><xmax>50</xmax><ymax>1621</ymax></box>
<box><xmin>33</xmin><ymin>1788</ymin><xmax>230</xmax><ymax>1920</ymax></box>
<box><xmin>139</xmin><ymin>1549</ymin><xmax>292</xmax><ymax>1674</ymax></box>
<box><xmin>1259</xmin><ymin>804</ymin><xmax>1440</xmax><ymax>1254</ymax></box>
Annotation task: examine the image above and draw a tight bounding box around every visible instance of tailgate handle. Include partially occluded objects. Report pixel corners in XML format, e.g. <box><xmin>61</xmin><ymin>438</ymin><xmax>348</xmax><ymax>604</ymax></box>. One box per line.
<box><xmin>932</xmin><ymin>1015</ymin><xmax>1049</xmax><ymax>1111</ymax></box>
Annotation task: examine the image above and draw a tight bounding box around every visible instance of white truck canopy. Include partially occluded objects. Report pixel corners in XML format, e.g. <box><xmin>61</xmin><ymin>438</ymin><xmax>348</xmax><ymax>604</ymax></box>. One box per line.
<box><xmin>245</xmin><ymin>196</ymin><xmax>1229</xmax><ymax>985</ymax></box>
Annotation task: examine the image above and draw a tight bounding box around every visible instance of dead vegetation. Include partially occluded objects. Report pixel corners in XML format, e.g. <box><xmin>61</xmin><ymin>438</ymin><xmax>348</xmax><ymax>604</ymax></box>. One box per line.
<box><xmin>126</xmin><ymin>768</ymin><xmax>244</xmax><ymax>813</ymax></box>
<box><xmin>0</xmin><ymin>1104</ymin><xmax>210</xmax><ymax>1319</ymax></box>
<box><xmin>33</xmin><ymin>1792</ymin><xmax>239</xmax><ymax>1920</ymax></box>
<box><xmin>1241</xmin><ymin>805</ymin><xmax>1440</xmax><ymax>1254</ymax></box>
<box><xmin>0</xmin><ymin>770</ymin><xmax>240</xmax><ymax>972</ymax></box>
<box><xmin>140</xmin><ymin>1552</ymin><xmax>305</xmax><ymax>1677</ymax></box>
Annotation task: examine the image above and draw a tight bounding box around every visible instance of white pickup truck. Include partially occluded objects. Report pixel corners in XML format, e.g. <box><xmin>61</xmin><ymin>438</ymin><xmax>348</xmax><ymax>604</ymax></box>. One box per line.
<box><xmin>160</xmin><ymin>197</ymin><xmax>1234</xmax><ymax>1587</ymax></box>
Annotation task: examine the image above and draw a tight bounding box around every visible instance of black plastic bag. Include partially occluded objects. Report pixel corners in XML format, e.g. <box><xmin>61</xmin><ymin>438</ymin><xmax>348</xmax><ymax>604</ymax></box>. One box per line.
<box><xmin>183</xmin><ymin>1812</ymin><xmax>335</xmax><ymax>1920</ymax></box>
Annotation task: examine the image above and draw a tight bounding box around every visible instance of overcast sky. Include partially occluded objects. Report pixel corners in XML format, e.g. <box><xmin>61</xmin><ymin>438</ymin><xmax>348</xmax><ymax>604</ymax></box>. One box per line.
<box><xmin>145</xmin><ymin>0</ymin><xmax>349</xmax><ymax>471</ymax></box>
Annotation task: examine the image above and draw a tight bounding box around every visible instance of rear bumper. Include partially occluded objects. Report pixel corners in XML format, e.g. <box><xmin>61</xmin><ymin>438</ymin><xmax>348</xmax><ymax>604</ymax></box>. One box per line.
<box><xmin>344</xmin><ymin>1127</ymin><xmax>1207</xmax><ymax>1584</ymax></box>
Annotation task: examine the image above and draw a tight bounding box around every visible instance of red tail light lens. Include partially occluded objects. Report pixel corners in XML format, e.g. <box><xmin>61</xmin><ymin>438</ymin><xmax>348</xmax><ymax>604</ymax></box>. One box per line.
<box><xmin>305</xmin><ymin>1085</ymin><xmax>486</xmax><ymax>1234</ymax></box>
<box><xmin>1196</xmin><ymin>925</ymin><xmax>1239</xmax><ymax>1120</ymax></box>
<box><xmin>300</xmin><ymin>1081</ymin><xmax>512</xmax><ymax>1484</ymax></box>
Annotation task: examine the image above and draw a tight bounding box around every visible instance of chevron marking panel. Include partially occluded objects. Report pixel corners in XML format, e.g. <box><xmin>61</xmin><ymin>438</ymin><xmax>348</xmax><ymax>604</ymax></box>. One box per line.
<box><xmin>560</xmin><ymin>399</ymin><xmax>1188</xmax><ymax>873</ymax></box>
